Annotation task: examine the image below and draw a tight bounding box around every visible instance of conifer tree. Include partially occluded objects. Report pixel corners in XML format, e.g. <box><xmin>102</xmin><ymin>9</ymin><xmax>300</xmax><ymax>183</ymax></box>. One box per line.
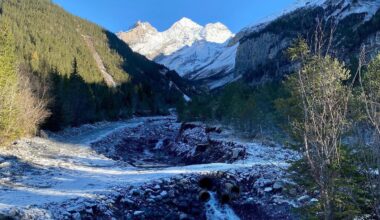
<box><xmin>0</xmin><ymin>19</ymin><xmax>21</xmax><ymax>144</ymax></box>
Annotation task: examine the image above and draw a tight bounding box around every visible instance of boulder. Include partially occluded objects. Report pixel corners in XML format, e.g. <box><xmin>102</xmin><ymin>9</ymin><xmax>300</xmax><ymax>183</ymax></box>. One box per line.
<box><xmin>160</xmin><ymin>191</ymin><xmax>168</xmax><ymax>197</ymax></box>
<box><xmin>232</xmin><ymin>148</ymin><xmax>244</xmax><ymax>159</ymax></box>
<box><xmin>273</xmin><ymin>181</ymin><xmax>283</xmax><ymax>190</ymax></box>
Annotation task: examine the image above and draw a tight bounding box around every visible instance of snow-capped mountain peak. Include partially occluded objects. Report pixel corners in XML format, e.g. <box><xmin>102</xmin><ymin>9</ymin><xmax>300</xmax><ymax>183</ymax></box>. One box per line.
<box><xmin>118</xmin><ymin>18</ymin><xmax>237</xmax><ymax>89</ymax></box>
<box><xmin>171</xmin><ymin>17</ymin><xmax>203</xmax><ymax>30</ymax></box>
<box><xmin>201</xmin><ymin>22</ymin><xmax>234</xmax><ymax>43</ymax></box>
<box><xmin>132</xmin><ymin>20</ymin><xmax>158</xmax><ymax>32</ymax></box>
<box><xmin>118</xmin><ymin>17</ymin><xmax>234</xmax><ymax>60</ymax></box>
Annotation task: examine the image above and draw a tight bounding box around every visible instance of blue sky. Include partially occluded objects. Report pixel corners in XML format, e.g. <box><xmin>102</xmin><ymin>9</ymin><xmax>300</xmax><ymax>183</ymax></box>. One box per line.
<box><xmin>52</xmin><ymin>0</ymin><xmax>298</xmax><ymax>33</ymax></box>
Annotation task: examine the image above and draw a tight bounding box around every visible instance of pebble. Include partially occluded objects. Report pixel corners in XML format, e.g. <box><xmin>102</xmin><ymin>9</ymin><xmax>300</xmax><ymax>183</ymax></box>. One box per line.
<box><xmin>160</xmin><ymin>191</ymin><xmax>168</xmax><ymax>197</ymax></box>
<box><xmin>179</xmin><ymin>213</ymin><xmax>189</xmax><ymax>220</ymax></box>
<box><xmin>310</xmin><ymin>198</ymin><xmax>319</xmax><ymax>203</ymax></box>
<box><xmin>133</xmin><ymin>210</ymin><xmax>144</xmax><ymax>216</ymax></box>
<box><xmin>130</xmin><ymin>189</ymin><xmax>141</xmax><ymax>196</ymax></box>
<box><xmin>121</xmin><ymin>198</ymin><xmax>134</xmax><ymax>205</ymax></box>
<box><xmin>71</xmin><ymin>212</ymin><xmax>81</xmax><ymax>220</ymax></box>
<box><xmin>264</xmin><ymin>187</ymin><xmax>273</xmax><ymax>192</ymax></box>
<box><xmin>245</xmin><ymin>197</ymin><xmax>255</xmax><ymax>204</ymax></box>
<box><xmin>0</xmin><ymin>161</ymin><xmax>11</xmax><ymax>168</ymax></box>
<box><xmin>273</xmin><ymin>181</ymin><xmax>283</xmax><ymax>190</ymax></box>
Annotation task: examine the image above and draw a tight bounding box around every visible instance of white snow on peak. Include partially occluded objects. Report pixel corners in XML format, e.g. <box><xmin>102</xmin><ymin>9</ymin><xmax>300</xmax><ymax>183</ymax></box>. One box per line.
<box><xmin>171</xmin><ymin>17</ymin><xmax>203</xmax><ymax>30</ymax></box>
<box><xmin>237</xmin><ymin>0</ymin><xmax>327</xmax><ymax>37</ymax></box>
<box><xmin>133</xmin><ymin>21</ymin><xmax>156</xmax><ymax>30</ymax></box>
<box><xmin>157</xmin><ymin>40</ymin><xmax>238</xmax><ymax>82</ymax></box>
<box><xmin>118</xmin><ymin>17</ymin><xmax>234</xmax><ymax>60</ymax></box>
<box><xmin>236</xmin><ymin>0</ymin><xmax>380</xmax><ymax>41</ymax></box>
<box><xmin>201</xmin><ymin>22</ymin><xmax>234</xmax><ymax>43</ymax></box>
<box><xmin>326</xmin><ymin>0</ymin><xmax>380</xmax><ymax>22</ymax></box>
<box><xmin>117</xmin><ymin>17</ymin><xmax>237</xmax><ymax>89</ymax></box>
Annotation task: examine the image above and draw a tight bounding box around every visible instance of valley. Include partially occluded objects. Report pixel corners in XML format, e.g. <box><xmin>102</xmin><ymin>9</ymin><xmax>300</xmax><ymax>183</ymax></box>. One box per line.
<box><xmin>1</xmin><ymin>0</ymin><xmax>380</xmax><ymax>219</ymax></box>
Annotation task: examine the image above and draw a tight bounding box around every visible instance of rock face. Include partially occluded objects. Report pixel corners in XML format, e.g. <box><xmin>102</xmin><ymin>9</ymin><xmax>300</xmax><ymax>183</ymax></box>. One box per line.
<box><xmin>118</xmin><ymin>17</ymin><xmax>238</xmax><ymax>89</ymax></box>
<box><xmin>235</xmin><ymin>33</ymin><xmax>293</xmax><ymax>83</ymax></box>
<box><xmin>117</xmin><ymin>21</ymin><xmax>159</xmax><ymax>57</ymax></box>
<box><xmin>362</xmin><ymin>31</ymin><xmax>380</xmax><ymax>60</ymax></box>
<box><xmin>234</xmin><ymin>0</ymin><xmax>380</xmax><ymax>83</ymax></box>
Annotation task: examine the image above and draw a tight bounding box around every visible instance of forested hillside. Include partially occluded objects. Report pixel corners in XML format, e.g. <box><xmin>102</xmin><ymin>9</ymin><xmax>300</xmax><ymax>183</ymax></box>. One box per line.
<box><xmin>0</xmin><ymin>0</ymin><xmax>187</xmax><ymax>133</ymax></box>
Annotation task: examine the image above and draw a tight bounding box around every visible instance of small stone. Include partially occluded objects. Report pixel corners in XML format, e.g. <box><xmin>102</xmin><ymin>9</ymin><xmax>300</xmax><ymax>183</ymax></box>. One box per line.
<box><xmin>160</xmin><ymin>191</ymin><xmax>168</xmax><ymax>197</ymax></box>
<box><xmin>179</xmin><ymin>213</ymin><xmax>189</xmax><ymax>220</ymax></box>
<box><xmin>71</xmin><ymin>212</ymin><xmax>81</xmax><ymax>220</ymax></box>
<box><xmin>245</xmin><ymin>197</ymin><xmax>255</xmax><ymax>204</ymax></box>
<box><xmin>254</xmin><ymin>178</ymin><xmax>272</xmax><ymax>188</ymax></box>
<box><xmin>144</xmin><ymin>188</ymin><xmax>154</xmax><ymax>195</ymax></box>
<box><xmin>122</xmin><ymin>198</ymin><xmax>134</xmax><ymax>205</ymax></box>
<box><xmin>154</xmin><ymin>184</ymin><xmax>161</xmax><ymax>190</ymax></box>
<box><xmin>273</xmin><ymin>181</ymin><xmax>283</xmax><ymax>190</ymax></box>
<box><xmin>310</xmin><ymin>198</ymin><xmax>319</xmax><ymax>203</ymax></box>
<box><xmin>168</xmin><ymin>190</ymin><xmax>175</xmax><ymax>197</ymax></box>
<box><xmin>288</xmin><ymin>188</ymin><xmax>297</xmax><ymax>196</ymax></box>
<box><xmin>146</xmin><ymin>198</ymin><xmax>155</xmax><ymax>203</ymax></box>
<box><xmin>264</xmin><ymin>187</ymin><xmax>273</xmax><ymax>192</ymax></box>
<box><xmin>130</xmin><ymin>189</ymin><xmax>141</xmax><ymax>196</ymax></box>
<box><xmin>133</xmin><ymin>211</ymin><xmax>144</xmax><ymax>216</ymax></box>
<box><xmin>0</xmin><ymin>161</ymin><xmax>11</xmax><ymax>168</ymax></box>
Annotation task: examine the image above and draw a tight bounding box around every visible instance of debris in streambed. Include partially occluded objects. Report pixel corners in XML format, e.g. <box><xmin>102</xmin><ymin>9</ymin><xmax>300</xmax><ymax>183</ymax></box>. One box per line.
<box><xmin>0</xmin><ymin>115</ymin><xmax>303</xmax><ymax>219</ymax></box>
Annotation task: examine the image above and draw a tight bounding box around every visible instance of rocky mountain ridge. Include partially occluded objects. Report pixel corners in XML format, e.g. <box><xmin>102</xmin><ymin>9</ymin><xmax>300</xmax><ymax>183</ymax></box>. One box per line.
<box><xmin>119</xmin><ymin>0</ymin><xmax>380</xmax><ymax>89</ymax></box>
<box><xmin>235</xmin><ymin>0</ymin><xmax>380</xmax><ymax>83</ymax></box>
<box><xmin>117</xmin><ymin>18</ymin><xmax>233</xmax><ymax>60</ymax></box>
<box><xmin>118</xmin><ymin>18</ymin><xmax>237</xmax><ymax>89</ymax></box>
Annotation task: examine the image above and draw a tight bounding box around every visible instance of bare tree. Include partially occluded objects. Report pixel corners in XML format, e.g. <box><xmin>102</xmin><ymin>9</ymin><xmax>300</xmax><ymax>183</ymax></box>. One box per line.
<box><xmin>287</xmin><ymin>23</ymin><xmax>351</xmax><ymax>219</ymax></box>
<box><xmin>16</xmin><ymin>64</ymin><xmax>51</xmax><ymax>137</ymax></box>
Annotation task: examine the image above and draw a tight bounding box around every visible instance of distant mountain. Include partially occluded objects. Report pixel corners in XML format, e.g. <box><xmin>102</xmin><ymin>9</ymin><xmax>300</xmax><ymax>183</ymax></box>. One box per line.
<box><xmin>118</xmin><ymin>18</ymin><xmax>237</xmax><ymax>89</ymax></box>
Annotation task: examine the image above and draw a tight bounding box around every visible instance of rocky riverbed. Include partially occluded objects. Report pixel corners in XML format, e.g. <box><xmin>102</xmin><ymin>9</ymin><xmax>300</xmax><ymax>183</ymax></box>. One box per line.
<box><xmin>0</xmin><ymin>115</ymin><xmax>314</xmax><ymax>219</ymax></box>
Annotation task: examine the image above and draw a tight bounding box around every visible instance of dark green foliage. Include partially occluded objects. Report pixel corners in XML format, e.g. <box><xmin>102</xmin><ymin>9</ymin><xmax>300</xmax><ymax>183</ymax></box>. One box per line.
<box><xmin>290</xmin><ymin>147</ymin><xmax>371</xmax><ymax>219</ymax></box>
<box><xmin>0</xmin><ymin>0</ymin><xmax>185</xmax><ymax>130</ymax></box>
<box><xmin>178</xmin><ymin>81</ymin><xmax>286</xmax><ymax>137</ymax></box>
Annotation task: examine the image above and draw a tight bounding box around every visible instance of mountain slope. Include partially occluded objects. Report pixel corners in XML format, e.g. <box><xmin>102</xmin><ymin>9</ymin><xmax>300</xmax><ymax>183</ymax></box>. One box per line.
<box><xmin>118</xmin><ymin>18</ymin><xmax>237</xmax><ymax>89</ymax></box>
<box><xmin>0</xmin><ymin>0</ymin><xmax>190</xmax><ymax>129</ymax></box>
<box><xmin>234</xmin><ymin>0</ymin><xmax>380</xmax><ymax>83</ymax></box>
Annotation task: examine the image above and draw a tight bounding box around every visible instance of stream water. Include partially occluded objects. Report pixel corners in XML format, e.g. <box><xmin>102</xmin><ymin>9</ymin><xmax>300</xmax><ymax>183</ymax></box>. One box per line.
<box><xmin>206</xmin><ymin>192</ymin><xmax>241</xmax><ymax>220</ymax></box>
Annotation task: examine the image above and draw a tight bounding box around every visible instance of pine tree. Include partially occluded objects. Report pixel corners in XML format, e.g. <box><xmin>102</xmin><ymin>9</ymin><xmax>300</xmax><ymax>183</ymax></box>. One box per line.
<box><xmin>0</xmin><ymin>19</ymin><xmax>21</xmax><ymax>144</ymax></box>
